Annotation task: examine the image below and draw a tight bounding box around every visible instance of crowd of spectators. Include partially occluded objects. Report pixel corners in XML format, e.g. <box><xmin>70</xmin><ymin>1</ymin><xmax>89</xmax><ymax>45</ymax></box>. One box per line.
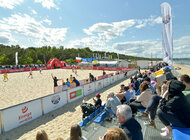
<box><xmin>35</xmin><ymin>62</ymin><xmax>190</xmax><ymax>139</ymax></box>
<box><xmin>0</xmin><ymin>64</ymin><xmax>46</xmax><ymax>70</ymax></box>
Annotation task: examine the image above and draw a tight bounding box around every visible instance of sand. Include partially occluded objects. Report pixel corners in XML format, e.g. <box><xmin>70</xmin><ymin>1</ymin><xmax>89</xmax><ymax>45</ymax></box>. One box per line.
<box><xmin>0</xmin><ymin>69</ymin><xmax>113</xmax><ymax>109</ymax></box>
<box><xmin>0</xmin><ymin>64</ymin><xmax>189</xmax><ymax>140</ymax></box>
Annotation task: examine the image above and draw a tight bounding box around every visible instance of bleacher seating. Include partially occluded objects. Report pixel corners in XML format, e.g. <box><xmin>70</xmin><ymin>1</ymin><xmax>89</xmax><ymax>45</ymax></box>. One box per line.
<box><xmin>172</xmin><ymin>127</ymin><xmax>190</xmax><ymax>140</ymax></box>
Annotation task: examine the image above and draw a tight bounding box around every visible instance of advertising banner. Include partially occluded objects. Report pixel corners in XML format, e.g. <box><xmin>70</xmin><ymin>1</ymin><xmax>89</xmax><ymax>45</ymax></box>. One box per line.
<box><xmin>54</xmin><ymin>86</ymin><xmax>62</xmax><ymax>93</ymax></box>
<box><xmin>114</xmin><ymin>75</ymin><xmax>119</xmax><ymax>82</ymax></box>
<box><xmin>161</xmin><ymin>2</ymin><xmax>173</xmax><ymax>65</ymax></box>
<box><xmin>68</xmin><ymin>86</ymin><xmax>83</xmax><ymax>103</ymax></box>
<box><xmin>3</xmin><ymin>99</ymin><xmax>42</xmax><ymax>132</ymax></box>
<box><xmin>95</xmin><ymin>79</ymin><xmax>104</xmax><ymax>91</ymax></box>
<box><xmin>103</xmin><ymin>77</ymin><xmax>110</xmax><ymax>87</ymax></box>
<box><xmin>0</xmin><ymin>113</ymin><xmax>1</xmax><ymax>134</ymax></box>
<box><xmin>42</xmin><ymin>91</ymin><xmax>67</xmax><ymax>114</ymax></box>
<box><xmin>98</xmin><ymin>75</ymin><xmax>104</xmax><ymax>80</ymax></box>
<box><xmin>84</xmin><ymin>82</ymin><xmax>95</xmax><ymax>96</ymax></box>
<box><xmin>110</xmin><ymin>76</ymin><xmax>115</xmax><ymax>84</ymax></box>
<box><xmin>70</xmin><ymin>83</ymin><xmax>76</xmax><ymax>89</ymax></box>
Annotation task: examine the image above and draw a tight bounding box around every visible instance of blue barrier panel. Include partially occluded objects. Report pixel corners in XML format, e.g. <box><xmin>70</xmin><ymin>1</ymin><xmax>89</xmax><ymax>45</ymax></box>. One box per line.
<box><xmin>173</xmin><ymin>127</ymin><xmax>190</xmax><ymax>140</ymax></box>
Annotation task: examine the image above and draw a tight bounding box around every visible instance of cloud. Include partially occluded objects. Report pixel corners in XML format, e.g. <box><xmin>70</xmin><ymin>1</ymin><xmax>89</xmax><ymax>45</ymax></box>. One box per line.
<box><xmin>31</xmin><ymin>10</ymin><xmax>37</xmax><ymax>15</ymax></box>
<box><xmin>0</xmin><ymin>32</ymin><xmax>16</xmax><ymax>44</ymax></box>
<box><xmin>34</xmin><ymin>0</ymin><xmax>59</xmax><ymax>9</ymax></box>
<box><xmin>0</xmin><ymin>0</ymin><xmax>24</xmax><ymax>9</ymax></box>
<box><xmin>112</xmin><ymin>35</ymin><xmax>190</xmax><ymax>58</ymax></box>
<box><xmin>0</xmin><ymin>14</ymin><xmax>67</xmax><ymax>47</ymax></box>
<box><xmin>136</xmin><ymin>16</ymin><xmax>162</xmax><ymax>29</ymax></box>
<box><xmin>113</xmin><ymin>40</ymin><xmax>161</xmax><ymax>57</ymax></box>
<box><xmin>83</xmin><ymin>20</ymin><xmax>135</xmax><ymax>42</ymax></box>
<box><xmin>42</xmin><ymin>19</ymin><xmax>52</xmax><ymax>25</ymax></box>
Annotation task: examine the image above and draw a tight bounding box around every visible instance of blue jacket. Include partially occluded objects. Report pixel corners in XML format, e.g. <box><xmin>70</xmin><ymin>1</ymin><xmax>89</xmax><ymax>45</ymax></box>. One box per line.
<box><xmin>120</xmin><ymin>118</ymin><xmax>143</xmax><ymax>140</ymax></box>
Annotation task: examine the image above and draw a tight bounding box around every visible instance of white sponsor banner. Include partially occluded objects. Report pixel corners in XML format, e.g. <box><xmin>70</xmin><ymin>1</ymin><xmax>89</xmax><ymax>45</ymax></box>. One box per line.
<box><xmin>68</xmin><ymin>86</ymin><xmax>83</xmax><ymax>103</ymax></box>
<box><xmin>42</xmin><ymin>91</ymin><xmax>67</xmax><ymax>114</ymax></box>
<box><xmin>114</xmin><ymin>75</ymin><xmax>119</xmax><ymax>82</ymax></box>
<box><xmin>119</xmin><ymin>73</ymin><xmax>124</xmax><ymax>80</ymax></box>
<box><xmin>0</xmin><ymin>113</ymin><xmax>1</xmax><ymax>134</ymax></box>
<box><xmin>110</xmin><ymin>76</ymin><xmax>115</xmax><ymax>84</ymax></box>
<box><xmin>3</xmin><ymin>99</ymin><xmax>42</xmax><ymax>132</ymax></box>
<box><xmin>84</xmin><ymin>82</ymin><xmax>95</xmax><ymax>96</ymax></box>
<box><xmin>95</xmin><ymin>79</ymin><xmax>104</xmax><ymax>91</ymax></box>
<box><xmin>161</xmin><ymin>2</ymin><xmax>173</xmax><ymax>65</ymax></box>
<box><xmin>103</xmin><ymin>77</ymin><xmax>110</xmax><ymax>87</ymax></box>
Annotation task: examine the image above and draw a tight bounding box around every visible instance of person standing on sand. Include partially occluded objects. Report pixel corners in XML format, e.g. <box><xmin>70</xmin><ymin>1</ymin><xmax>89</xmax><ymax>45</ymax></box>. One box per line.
<box><xmin>51</xmin><ymin>74</ymin><xmax>61</xmax><ymax>87</ymax></box>
<box><xmin>28</xmin><ymin>69</ymin><xmax>33</xmax><ymax>79</ymax></box>
<box><xmin>70</xmin><ymin>75</ymin><xmax>73</xmax><ymax>83</ymax></box>
<box><xmin>3</xmin><ymin>72</ymin><xmax>8</xmax><ymax>82</ymax></box>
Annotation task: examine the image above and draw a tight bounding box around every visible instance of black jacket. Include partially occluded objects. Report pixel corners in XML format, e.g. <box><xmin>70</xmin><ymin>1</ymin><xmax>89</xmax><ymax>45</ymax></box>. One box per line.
<box><xmin>120</xmin><ymin>118</ymin><xmax>143</xmax><ymax>140</ymax></box>
<box><xmin>160</xmin><ymin>80</ymin><xmax>190</xmax><ymax>127</ymax></box>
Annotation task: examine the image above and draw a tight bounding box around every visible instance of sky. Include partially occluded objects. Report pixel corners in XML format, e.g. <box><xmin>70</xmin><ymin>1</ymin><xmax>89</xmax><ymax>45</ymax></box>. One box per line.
<box><xmin>0</xmin><ymin>0</ymin><xmax>190</xmax><ymax>58</ymax></box>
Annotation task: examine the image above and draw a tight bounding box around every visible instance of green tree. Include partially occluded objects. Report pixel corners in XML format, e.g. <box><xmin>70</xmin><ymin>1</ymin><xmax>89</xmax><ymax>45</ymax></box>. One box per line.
<box><xmin>36</xmin><ymin>59</ymin><xmax>43</xmax><ymax>64</ymax></box>
<box><xmin>0</xmin><ymin>54</ymin><xmax>10</xmax><ymax>65</ymax></box>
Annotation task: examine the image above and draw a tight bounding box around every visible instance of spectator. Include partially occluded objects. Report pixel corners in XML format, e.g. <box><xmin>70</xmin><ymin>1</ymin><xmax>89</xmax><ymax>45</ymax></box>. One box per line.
<box><xmin>51</xmin><ymin>74</ymin><xmax>61</xmax><ymax>87</ymax></box>
<box><xmin>69</xmin><ymin>124</ymin><xmax>86</xmax><ymax>140</ymax></box>
<box><xmin>70</xmin><ymin>75</ymin><xmax>73</xmax><ymax>83</ymax></box>
<box><xmin>105</xmin><ymin>92</ymin><xmax>121</xmax><ymax>120</ymax></box>
<box><xmin>36</xmin><ymin>130</ymin><xmax>48</xmax><ymax>140</ymax></box>
<box><xmin>161</xmin><ymin>81</ymin><xmax>168</xmax><ymax>96</ymax></box>
<box><xmin>144</xmin><ymin>77</ymin><xmax>155</xmax><ymax>94</ymax></box>
<box><xmin>117</xmin><ymin>105</ymin><xmax>143</xmax><ymax>140</ymax></box>
<box><xmin>129</xmin><ymin>83</ymin><xmax>152</xmax><ymax>114</ymax></box>
<box><xmin>133</xmin><ymin>77</ymin><xmax>140</xmax><ymax>92</ymax></box>
<box><xmin>73</xmin><ymin>77</ymin><xmax>80</xmax><ymax>87</ymax></box>
<box><xmin>179</xmin><ymin>74</ymin><xmax>190</xmax><ymax>103</ymax></box>
<box><xmin>129</xmin><ymin>83</ymin><xmax>136</xmax><ymax>97</ymax></box>
<box><xmin>103</xmin><ymin>70</ymin><xmax>106</xmax><ymax>76</ymax></box>
<box><xmin>130</xmin><ymin>77</ymin><xmax>134</xmax><ymax>83</ymax></box>
<box><xmin>99</xmin><ymin>127</ymin><xmax>129</xmax><ymax>140</ymax></box>
<box><xmin>89</xmin><ymin>73</ymin><xmax>95</xmax><ymax>82</ymax></box>
<box><xmin>120</xmin><ymin>84</ymin><xmax>125</xmax><ymax>92</ymax></box>
<box><xmin>144</xmin><ymin>81</ymin><xmax>170</xmax><ymax>128</ymax></box>
<box><xmin>66</xmin><ymin>78</ymin><xmax>70</xmax><ymax>89</ymax></box>
<box><xmin>157</xmin><ymin>80</ymin><xmax>190</xmax><ymax>136</ymax></box>
<box><xmin>93</xmin><ymin>93</ymin><xmax>102</xmax><ymax>108</ymax></box>
<box><xmin>124</xmin><ymin>86</ymin><xmax>133</xmax><ymax>104</ymax></box>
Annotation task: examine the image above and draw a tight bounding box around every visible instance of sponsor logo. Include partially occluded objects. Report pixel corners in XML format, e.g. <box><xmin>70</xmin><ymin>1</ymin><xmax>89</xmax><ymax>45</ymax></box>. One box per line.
<box><xmin>98</xmin><ymin>82</ymin><xmax>101</xmax><ymax>87</ymax></box>
<box><xmin>22</xmin><ymin>106</ymin><xmax>28</xmax><ymax>114</ymax></box>
<box><xmin>18</xmin><ymin>106</ymin><xmax>32</xmax><ymax>124</ymax></box>
<box><xmin>51</xmin><ymin>95</ymin><xmax>61</xmax><ymax>104</ymax></box>
<box><xmin>70</xmin><ymin>89</ymin><xmax>82</xmax><ymax>99</ymax></box>
<box><xmin>162</xmin><ymin>15</ymin><xmax>170</xmax><ymax>24</ymax></box>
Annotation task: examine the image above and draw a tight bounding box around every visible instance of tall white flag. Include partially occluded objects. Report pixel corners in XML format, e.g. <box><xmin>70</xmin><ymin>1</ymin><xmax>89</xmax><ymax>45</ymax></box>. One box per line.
<box><xmin>161</xmin><ymin>2</ymin><xmax>173</xmax><ymax>65</ymax></box>
<box><xmin>15</xmin><ymin>52</ymin><xmax>18</xmax><ymax>65</ymax></box>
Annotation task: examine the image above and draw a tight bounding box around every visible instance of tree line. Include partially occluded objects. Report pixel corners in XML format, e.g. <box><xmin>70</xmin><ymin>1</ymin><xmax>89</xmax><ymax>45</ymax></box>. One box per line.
<box><xmin>0</xmin><ymin>44</ymin><xmax>155</xmax><ymax>65</ymax></box>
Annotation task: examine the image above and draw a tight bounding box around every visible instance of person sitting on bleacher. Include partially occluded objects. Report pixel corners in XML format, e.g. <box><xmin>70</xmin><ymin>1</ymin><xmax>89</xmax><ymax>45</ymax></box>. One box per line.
<box><xmin>157</xmin><ymin>80</ymin><xmax>190</xmax><ymax>137</ymax></box>
<box><xmin>93</xmin><ymin>93</ymin><xmax>102</xmax><ymax>109</ymax></box>
<box><xmin>133</xmin><ymin>77</ymin><xmax>140</xmax><ymax>92</ymax></box>
<box><xmin>105</xmin><ymin>92</ymin><xmax>121</xmax><ymax>120</ymax></box>
<box><xmin>143</xmin><ymin>77</ymin><xmax>155</xmax><ymax>94</ymax></box>
<box><xmin>144</xmin><ymin>80</ymin><xmax>170</xmax><ymax>128</ymax></box>
<box><xmin>129</xmin><ymin>83</ymin><xmax>152</xmax><ymax>114</ymax></box>
<box><xmin>124</xmin><ymin>86</ymin><xmax>133</xmax><ymax>105</ymax></box>
<box><xmin>36</xmin><ymin>130</ymin><xmax>48</xmax><ymax>140</ymax></box>
<box><xmin>116</xmin><ymin>105</ymin><xmax>143</xmax><ymax>140</ymax></box>
<box><xmin>99</xmin><ymin>127</ymin><xmax>129</xmax><ymax>140</ymax></box>
<box><xmin>179</xmin><ymin>74</ymin><xmax>190</xmax><ymax>103</ymax></box>
<box><xmin>68</xmin><ymin>124</ymin><xmax>86</xmax><ymax>140</ymax></box>
<box><xmin>129</xmin><ymin>83</ymin><xmax>136</xmax><ymax>98</ymax></box>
